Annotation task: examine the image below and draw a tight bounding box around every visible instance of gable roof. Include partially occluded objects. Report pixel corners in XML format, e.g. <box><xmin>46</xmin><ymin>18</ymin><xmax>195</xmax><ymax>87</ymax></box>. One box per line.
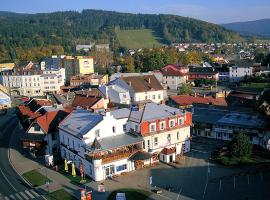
<box><xmin>72</xmin><ymin>94</ymin><xmax>102</xmax><ymax>109</ymax></box>
<box><xmin>161</xmin><ymin>64</ymin><xmax>188</xmax><ymax>76</ymax></box>
<box><xmin>121</xmin><ymin>75</ymin><xmax>163</xmax><ymax>93</ymax></box>
<box><xmin>35</xmin><ymin>110</ymin><xmax>70</xmax><ymax>133</ymax></box>
<box><xmin>170</xmin><ymin>95</ymin><xmax>228</xmax><ymax>107</ymax></box>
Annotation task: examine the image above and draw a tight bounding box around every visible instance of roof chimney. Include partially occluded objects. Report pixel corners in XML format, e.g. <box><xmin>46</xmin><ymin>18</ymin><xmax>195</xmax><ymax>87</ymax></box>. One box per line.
<box><xmin>148</xmin><ymin>78</ymin><xmax>151</xmax><ymax>84</ymax></box>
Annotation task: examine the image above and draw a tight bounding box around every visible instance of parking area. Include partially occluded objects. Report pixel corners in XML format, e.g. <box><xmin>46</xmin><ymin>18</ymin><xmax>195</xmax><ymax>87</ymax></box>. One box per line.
<box><xmin>92</xmin><ymin>138</ymin><xmax>270</xmax><ymax>200</ymax></box>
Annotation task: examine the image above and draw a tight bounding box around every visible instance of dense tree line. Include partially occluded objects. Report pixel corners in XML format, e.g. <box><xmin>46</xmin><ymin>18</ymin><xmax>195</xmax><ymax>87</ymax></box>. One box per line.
<box><xmin>0</xmin><ymin>10</ymin><xmax>242</xmax><ymax>64</ymax></box>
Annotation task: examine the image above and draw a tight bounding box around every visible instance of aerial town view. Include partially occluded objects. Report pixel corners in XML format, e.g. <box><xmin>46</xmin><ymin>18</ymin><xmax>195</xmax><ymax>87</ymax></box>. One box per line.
<box><xmin>0</xmin><ymin>0</ymin><xmax>270</xmax><ymax>200</ymax></box>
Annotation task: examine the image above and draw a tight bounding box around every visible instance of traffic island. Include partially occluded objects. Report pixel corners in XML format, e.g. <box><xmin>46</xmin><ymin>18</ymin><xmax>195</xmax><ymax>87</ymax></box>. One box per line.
<box><xmin>22</xmin><ymin>169</ymin><xmax>51</xmax><ymax>187</ymax></box>
<box><xmin>107</xmin><ymin>188</ymin><xmax>151</xmax><ymax>200</ymax></box>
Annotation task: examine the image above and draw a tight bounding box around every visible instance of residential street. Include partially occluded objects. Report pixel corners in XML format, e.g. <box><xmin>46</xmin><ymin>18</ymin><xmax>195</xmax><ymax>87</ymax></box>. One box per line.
<box><xmin>0</xmin><ymin>110</ymin><xmax>44</xmax><ymax>200</ymax></box>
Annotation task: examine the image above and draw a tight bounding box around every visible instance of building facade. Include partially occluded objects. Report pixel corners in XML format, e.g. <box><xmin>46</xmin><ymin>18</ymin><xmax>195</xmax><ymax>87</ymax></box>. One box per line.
<box><xmin>229</xmin><ymin>66</ymin><xmax>253</xmax><ymax>82</ymax></box>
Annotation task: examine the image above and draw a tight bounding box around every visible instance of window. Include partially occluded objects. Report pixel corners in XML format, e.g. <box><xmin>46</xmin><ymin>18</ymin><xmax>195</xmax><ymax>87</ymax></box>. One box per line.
<box><xmin>178</xmin><ymin>118</ymin><xmax>183</xmax><ymax>126</ymax></box>
<box><xmin>116</xmin><ymin>164</ymin><xmax>127</xmax><ymax>172</ymax></box>
<box><xmin>169</xmin><ymin>120</ymin><xmax>175</xmax><ymax>128</ymax></box>
<box><xmin>112</xmin><ymin>126</ymin><xmax>116</xmax><ymax>133</ymax></box>
<box><xmin>177</xmin><ymin>131</ymin><xmax>180</xmax><ymax>140</ymax></box>
<box><xmin>158</xmin><ymin>94</ymin><xmax>161</xmax><ymax>99</ymax></box>
<box><xmin>123</xmin><ymin>124</ymin><xmax>127</xmax><ymax>132</ymax></box>
<box><xmin>154</xmin><ymin>137</ymin><xmax>158</xmax><ymax>146</ymax></box>
<box><xmin>95</xmin><ymin>129</ymin><xmax>100</xmax><ymax>137</ymax></box>
<box><xmin>150</xmin><ymin>123</ymin><xmax>156</xmax><ymax>132</ymax></box>
<box><xmin>167</xmin><ymin>134</ymin><xmax>171</xmax><ymax>143</ymax></box>
<box><xmin>160</xmin><ymin>121</ymin><xmax>166</xmax><ymax>130</ymax></box>
<box><xmin>147</xmin><ymin>140</ymin><xmax>150</xmax><ymax>148</ymax></box>
<box><xmin>34</xmin><ymin>124</ymin><xmax>40</xmax><ymax>131</ymax></box>
<box><xmin>152</xmin><ymin>95</ymin><xmax>155</xmax><ymax>100</ymax></box>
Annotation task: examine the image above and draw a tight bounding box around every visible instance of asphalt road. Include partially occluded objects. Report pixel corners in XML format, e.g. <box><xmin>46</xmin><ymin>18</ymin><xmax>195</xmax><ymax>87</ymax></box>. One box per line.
<box><xmin>0</xmin><ymin>111</ymin><xmax>44</xmax><ymax>200</ymax></box>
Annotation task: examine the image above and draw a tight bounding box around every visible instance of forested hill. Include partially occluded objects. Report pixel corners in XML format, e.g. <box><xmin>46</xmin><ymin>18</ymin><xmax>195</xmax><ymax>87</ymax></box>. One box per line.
<box><xmin>223</xmin><ymin>18</ymin><xmax>270</xmax><ymax>38</ymax></box>
<box><xmin>0</xmin><ymin>9</ymin><xmax>241</xmax><ymax>63</ymax></box>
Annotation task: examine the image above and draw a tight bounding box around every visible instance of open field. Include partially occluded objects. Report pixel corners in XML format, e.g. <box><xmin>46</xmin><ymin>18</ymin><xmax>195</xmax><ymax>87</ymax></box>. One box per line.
<box><xmin>115</xmin><ymin>28</ymin><xmax>163</xmax><ymax>49</ymax></box>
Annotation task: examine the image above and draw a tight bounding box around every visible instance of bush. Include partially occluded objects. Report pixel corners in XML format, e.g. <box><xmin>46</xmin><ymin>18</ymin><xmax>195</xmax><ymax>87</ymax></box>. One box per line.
<box><xmin>230</xmin><ymin>132</ymin><xmax>252</xmax><ymax>159</ymax></box>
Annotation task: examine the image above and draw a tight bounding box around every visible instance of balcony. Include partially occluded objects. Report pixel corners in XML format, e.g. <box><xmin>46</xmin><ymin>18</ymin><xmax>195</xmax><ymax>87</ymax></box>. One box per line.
<box><xmin>214</xmin><ymin>127</ymin><xmax>233</xmax><ymax>134</ymax></box>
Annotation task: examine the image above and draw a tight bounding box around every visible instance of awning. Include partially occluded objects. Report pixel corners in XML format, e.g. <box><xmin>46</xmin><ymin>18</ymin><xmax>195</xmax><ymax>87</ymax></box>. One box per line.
<box><xmin>129</xmin><ymin>151</ymin><xmax>152</xmax><ymax>161</ymax></box>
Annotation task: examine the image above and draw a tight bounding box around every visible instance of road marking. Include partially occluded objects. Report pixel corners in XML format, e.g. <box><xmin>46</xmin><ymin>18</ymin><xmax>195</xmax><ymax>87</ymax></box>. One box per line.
<box><xmin>177</xmin><ymin>187</ymin><xmax>182</xmax><ymax>200</ymax></box>
<box><xmin>0</xmin><ymin>168</ymin><xmax>17</xmax><ymax>192</ymax></box>
<box><xmin>219</xmin><ymin>180</ymin><xmax>222</xmax><ymax>192</ymax></box>
<box><xmin>247</xmin><ymin>175</ymin><xmax>250</xmax><ymax>185</ymax></box>
<box><xmin>203</xmin><ymin>172</ymin><xmax>208</xmax><ymax>199</ymax></box>
<box><xmin>19</xmin><ymin>192</ymin><xmax>29</xmax><ymax>200</ymax></box>
<box><xmin>15</xmin><ymin>193</ymin><xmax>23</xmax><ymax>200</ymax></box>
<box><xmin>234</xmin><ymin>176</ymin><xmax>236</xmax><ymax>189</ymax></box>
<box><xmin>24</xmin><ymin>191</ymin><xmax>34</xmax><ymax>199</ymax></box>
<box><xmin>29</xmin><ymin>190</ymin><xmax>39</xmax><ymax>198</ymax></box>
<box><xmin>207</xmin><ymin>161</ymin><xmax>210</xmax><ymax>173</ymax></box>
<box><xmin>8</xmin><ymin>195</ymin><xmax>15</xmax><ymax>200</ymax></box>
<box><xmin>4</xmin><ymin>196</ymin><xmax>9</xmax><ymax>200</ymax></box>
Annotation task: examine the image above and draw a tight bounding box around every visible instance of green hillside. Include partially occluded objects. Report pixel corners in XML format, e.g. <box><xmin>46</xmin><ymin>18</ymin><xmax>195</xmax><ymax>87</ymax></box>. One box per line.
<box><xmin>115</xmin><ymin>28</ymin><xmax>162</xmax><ymax>49</ymax></box>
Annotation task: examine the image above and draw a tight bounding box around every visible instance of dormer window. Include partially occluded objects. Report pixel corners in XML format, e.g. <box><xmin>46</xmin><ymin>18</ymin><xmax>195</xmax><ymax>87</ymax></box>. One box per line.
<box><xmin>150</xmin><ymin>123</ymin><xmax>156</xmax><ymax>132</ymax></box>
<box><xmin>178</xmin><ymin>118</ymin><xmax>184</xmax><ymax>126</ymax></box>
<box><xmin>160</xmin><ymin>121</ymin><xmax>166</xmax><ymax>130</ymax></box>
<box><xmin>169</xmin><ymin>120</ymin><xmax>175</xmax><ymax>128</ymax></box>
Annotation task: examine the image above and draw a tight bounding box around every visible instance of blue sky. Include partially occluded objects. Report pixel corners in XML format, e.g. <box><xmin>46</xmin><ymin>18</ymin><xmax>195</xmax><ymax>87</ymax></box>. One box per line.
<box><xmin>1</xmin><ymin>0</ymin><xmax>270</xmax><ymax>24</ymax></box>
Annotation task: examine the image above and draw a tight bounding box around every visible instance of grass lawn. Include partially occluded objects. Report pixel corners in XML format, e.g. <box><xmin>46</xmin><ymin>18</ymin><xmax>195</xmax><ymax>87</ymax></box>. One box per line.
<box><xmin>115</xmin><ymin>28</ymin><xmax>163</xmax><ymax>49</ymax></box>
<box><xmin>215</xmin><ymin>155</ymin><xmax>270</xmax><ymax>166</ymax></box>
<box><xmin>107</xmin><ymin>188</ymin><xmax>151</xmax><ymax>200</ymax></box>
<box><xmin>240</xmin><ymin>82</ymin><xmax>270</xmax><ymax>89</ymax></box>
<box><xmin>22</xmin><ymin>170</ymin><xmax>51</xmax><ymax>187</ymax></box>
<box><xmin>47</xmin><ymin>189</ymin><xmax>77</xmax><ymax>200</ymax></box>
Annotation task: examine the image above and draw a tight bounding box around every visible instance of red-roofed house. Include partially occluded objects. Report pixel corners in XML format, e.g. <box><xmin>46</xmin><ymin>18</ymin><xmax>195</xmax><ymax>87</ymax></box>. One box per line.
<box><xmin>169</xmin><ymin>95</ymin><xmax>228</xmax><ymax>108</ymax></box>
<box><xmin>22</xmin><ymin>110</ymin><xmax>70</xmax><ymax>157</ymax></box>
<box><xmin>71</xmin><ymin>94</ymin><xmax>108</xmax><ymax>111</ymax></box>
<box><xmin>161</xmin><ymin>64</ymin><xmax>189</xmax><ymax>90</ymax></box>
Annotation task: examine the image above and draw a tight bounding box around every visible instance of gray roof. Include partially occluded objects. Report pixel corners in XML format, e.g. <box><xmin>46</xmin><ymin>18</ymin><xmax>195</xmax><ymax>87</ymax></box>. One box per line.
<box><xmin>129</xmin><ymin>103</ymin><xmax>184</xmax><ymax>122</ymax></box>
<box><xmin>217</xmin><ymin>113</ymin><xmax>266</xmax><ymax>129</ymax></box>
<box><xmin>87</xmin><ymin>133</ymin><xmax>143</xmax><ymax>152</ymax></box>
<box><xmin>192</xmin><ymin>107</ymin><xmax>229</xmax><ymax>124</ymax></box>
<box><xmin>110</xmin><ymin>108</ymin><xmax>130</xmax><ymax>119</ymax></box>
<box><xmin>59</xmin><ymin>109</ymin><xmax>103</xmax><ymax>137</ymax></box>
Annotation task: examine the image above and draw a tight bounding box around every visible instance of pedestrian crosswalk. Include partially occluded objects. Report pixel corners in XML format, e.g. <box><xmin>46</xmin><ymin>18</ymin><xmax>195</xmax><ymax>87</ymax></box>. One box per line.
<box><xmin>0</xmin><ymin>189</ymin><xmax>40</xmax><ymax>200</ymax></box>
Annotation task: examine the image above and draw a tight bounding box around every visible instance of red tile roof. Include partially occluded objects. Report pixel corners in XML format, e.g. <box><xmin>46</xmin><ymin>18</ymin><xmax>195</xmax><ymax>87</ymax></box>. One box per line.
<box><xmin>161</xmin><ymin>64</ymin><xmax>189</xmax><ymax>76</ymax></box>
<box><xmin>161</xmin><ymin>147</ymin><xmax>176</xmax><ymax>155</ymax></box>
<box><xmin>18</xmin><ymin>105</ymin><xmax>42</xmax><ymax>119</ymax></box>
<box><xmin>72</xmin><ymin>95</ymin><xmax>102</xmax><ymax>109</ymax></box>
<box><xmin>171</xmin><ymin>95</ymin><xmax>227</xmax><ymax>106</ymax></box>
<box><xmin>35</xmin><ymin>110</ymin><xmax>69</xmax><ymax>133</ymax></box>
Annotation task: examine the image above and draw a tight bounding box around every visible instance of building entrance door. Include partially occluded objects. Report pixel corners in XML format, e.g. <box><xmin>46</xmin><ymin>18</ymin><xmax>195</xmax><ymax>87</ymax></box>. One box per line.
<box><xmin>105</xmin><ymin>165</ymin><xmax>115</xmax><ymax>177</ymax></box>
<box><xmin>169</xmin><ymin>155</ymin><xmax>173</xmax><ymax>162</ymax></box>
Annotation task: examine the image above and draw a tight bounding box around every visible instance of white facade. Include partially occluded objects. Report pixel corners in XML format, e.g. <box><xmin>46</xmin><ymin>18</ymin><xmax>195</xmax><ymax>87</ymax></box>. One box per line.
<box><xmin>229</xmin><ymin>66</ymin><xmax>253</xmax><ymax>82</ymax></box>
<box><xmin>163</xmin><ymin>76</ymin><xmax>187</xmax><ymax>90</ymax></box>
<box><xmin>134</xmin><ymin>90</ymin><xmax>165</xmax><ymax>104</ymax></box>
<box><xmin>59</xmin><ymin>110</ymin><xmax>135</xmax><ymax>181</ymax></box>
<box><xmin>1</xmin><ymin>74</ymin><xmax>43</xmax><ymax>96</ymax></box>
<box><xmin>0</xmin><ymin>68</ymin><xmax>66</xmax><ymax>96</ymax></box>
<box><xmin>100</xmin><ymin>85</ymin><xmax>131</xmax><ymax>105</ymax></box>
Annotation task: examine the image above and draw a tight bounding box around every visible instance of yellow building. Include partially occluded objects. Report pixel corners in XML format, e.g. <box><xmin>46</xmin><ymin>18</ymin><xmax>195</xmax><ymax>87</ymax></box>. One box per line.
<box><xmin>63</xmin><ymin>56</ymin><xmax>94</xmax><ymax>83</ymax></box>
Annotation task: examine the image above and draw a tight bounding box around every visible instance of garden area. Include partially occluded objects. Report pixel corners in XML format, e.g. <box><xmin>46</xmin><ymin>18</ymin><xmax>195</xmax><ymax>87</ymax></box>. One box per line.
<box><xmin>22</xmin><ymin>169</ymin><xmax>51</xmax><ymax>187</ymax></box>
<box><xmin>107</xmin><ymin>188</ymin><xmax>151</xmax><ymax>200</ymax></box>
<box><xmin>212</xmin><ymin>132</ymin><xmax>270</xmax><ymax>166</ymax></box>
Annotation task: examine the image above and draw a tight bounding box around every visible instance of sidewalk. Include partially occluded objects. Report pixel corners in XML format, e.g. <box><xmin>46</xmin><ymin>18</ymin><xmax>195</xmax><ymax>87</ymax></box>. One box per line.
<box><xmin>8</xmin><ymin>116</ymin><xmax>83</xmax><ymax>199</ymax></box>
